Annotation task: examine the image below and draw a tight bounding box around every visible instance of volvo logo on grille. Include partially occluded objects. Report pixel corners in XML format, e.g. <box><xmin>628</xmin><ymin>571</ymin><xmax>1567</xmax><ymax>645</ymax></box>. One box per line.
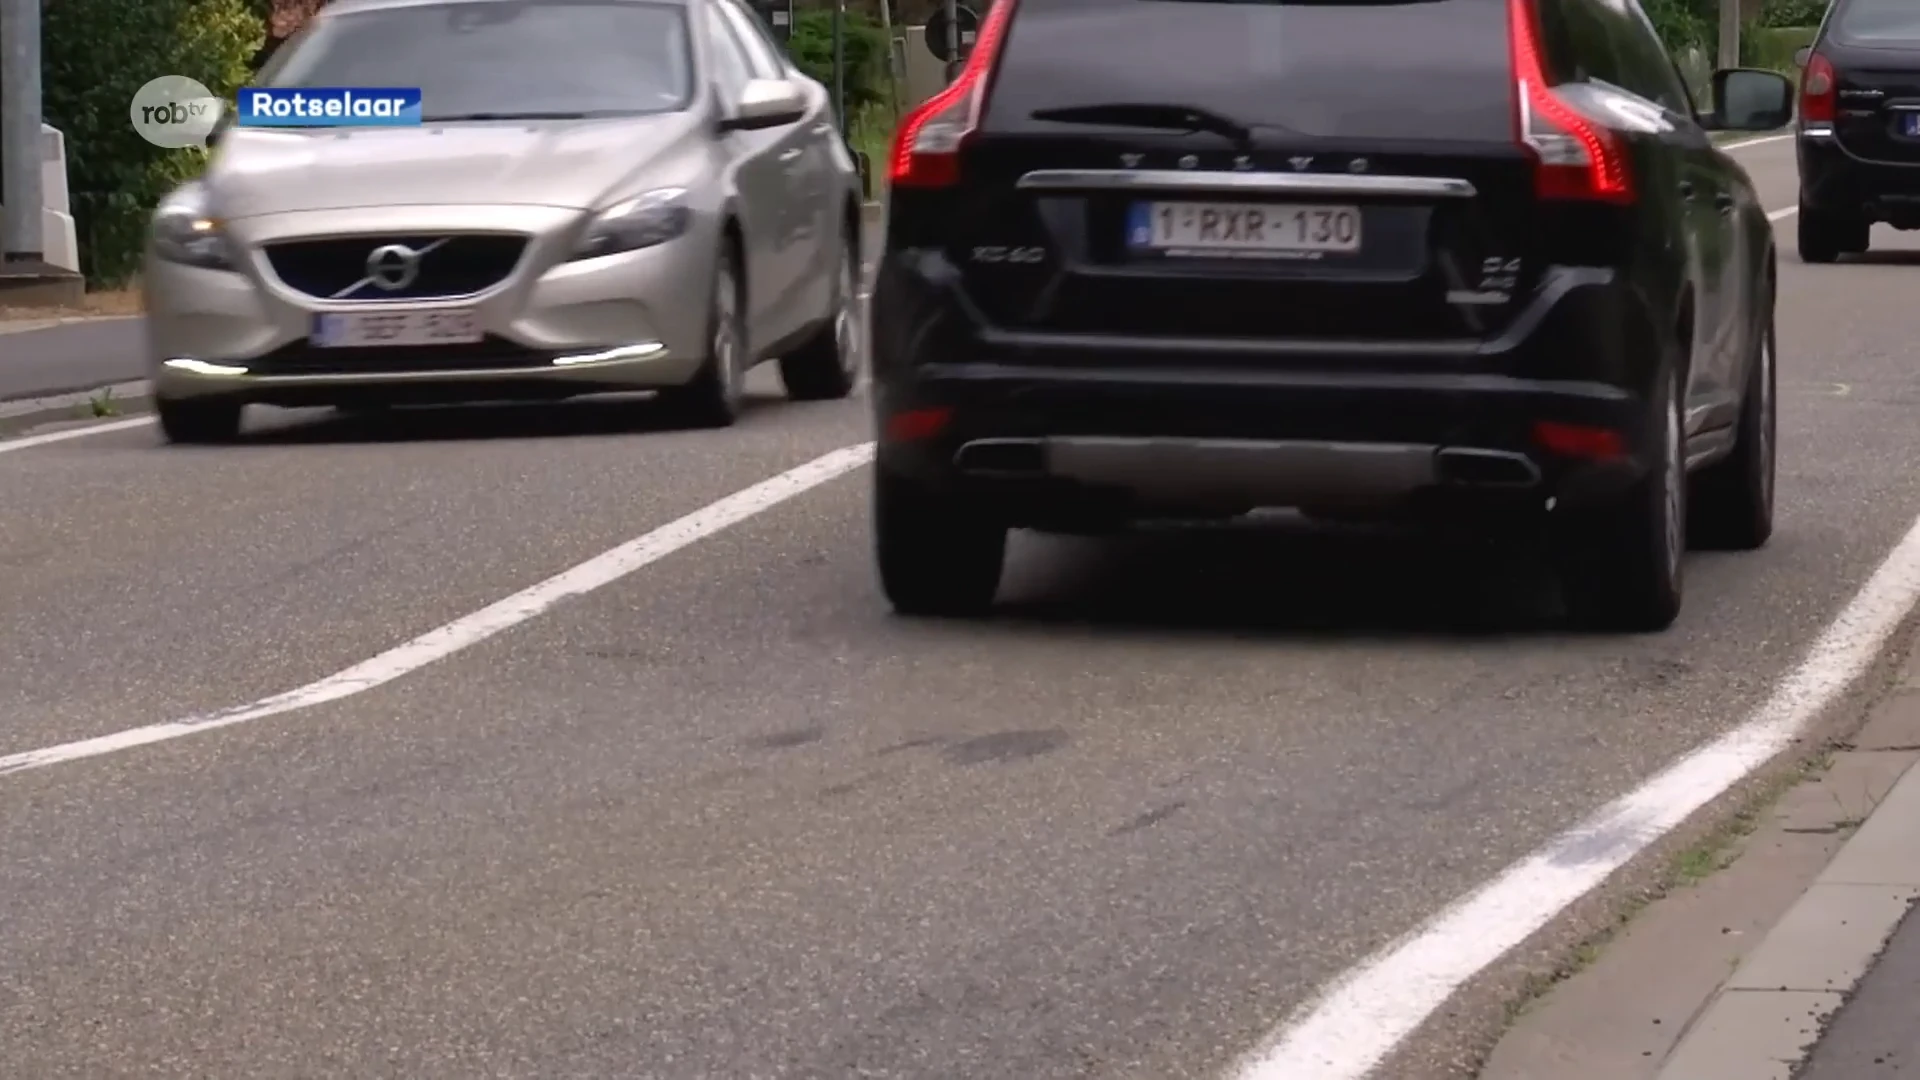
<box><xmin>328</xmin><ymin>237</ymin><xmax>451</xmax><ymax>299</ymax></box>
<box><xmin>365</xmin><ymin>244</ymin><xmax>422</xmax><ymax>291</ymax></box>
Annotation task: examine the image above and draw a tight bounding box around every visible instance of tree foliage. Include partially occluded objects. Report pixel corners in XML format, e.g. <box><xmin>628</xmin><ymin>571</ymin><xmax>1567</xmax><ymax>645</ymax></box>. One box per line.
<box><xmin>43</xmin><ymin>0</ymin><xmax>263</xmax><ymax>283</ymax></box>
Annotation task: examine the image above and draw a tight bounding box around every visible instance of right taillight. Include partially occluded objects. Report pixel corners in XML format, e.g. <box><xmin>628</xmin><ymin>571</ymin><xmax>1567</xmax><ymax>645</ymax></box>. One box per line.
<box><xmin>1801</xmin><ymin>52</ymin><xmax>1837</xmax><ymax>124</ymax></box>
<box><xmin>888</xmin><ymin>0</ymin><xmax>1017</xmax><ymax>189</ymax></box>
<box><xmin>1507</xmin><ymin>0</ymin><xmax>1633</xmax><ymax>204</ymax></box>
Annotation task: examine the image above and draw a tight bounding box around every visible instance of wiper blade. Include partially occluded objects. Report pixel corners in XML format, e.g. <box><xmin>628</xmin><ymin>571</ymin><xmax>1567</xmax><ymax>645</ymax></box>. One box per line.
<box><xmin>1029</xmin><ymin>102</ymin><xmax>1253</xmax><ymax>147</ymax></box>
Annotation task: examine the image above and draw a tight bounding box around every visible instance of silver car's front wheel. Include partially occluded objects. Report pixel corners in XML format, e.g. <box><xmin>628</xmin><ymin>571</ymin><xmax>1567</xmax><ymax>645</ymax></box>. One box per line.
<box><xmin>660</xmin><ymin>246</ymin><xmax>746</xmax><ymax>428</ymax></box>
<box><xmin>778</xmin><ymin>227</ymin><xmax>860</xmax><ymax>402</ymax></box>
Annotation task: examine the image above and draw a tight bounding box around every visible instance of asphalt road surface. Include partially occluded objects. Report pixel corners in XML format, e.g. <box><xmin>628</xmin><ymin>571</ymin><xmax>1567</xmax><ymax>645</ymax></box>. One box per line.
<box><xmin>3</xmin><ymin>136</ymin><xmax>1916</xmax><ymax>1079</ymax></box>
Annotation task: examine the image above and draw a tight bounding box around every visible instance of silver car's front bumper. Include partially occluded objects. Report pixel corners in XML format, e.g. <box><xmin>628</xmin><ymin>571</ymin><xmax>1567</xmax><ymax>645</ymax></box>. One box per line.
<box><xmin>146</xmin><ymin>204</ymin><xmax>717</xmax><ymax>404</ymax></box>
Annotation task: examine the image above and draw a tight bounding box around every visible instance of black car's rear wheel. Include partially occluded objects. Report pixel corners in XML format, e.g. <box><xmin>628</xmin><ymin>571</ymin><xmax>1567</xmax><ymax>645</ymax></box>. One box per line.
<box><xmin>1689</xmin><ymin>301</ymin><xmax>1776</xmax><ymax>551</ymax></box>
<box><xmin>1555</xmin><ymin>364</ymin><xmax>1685</xmax><ymax>632</ymax></box>
<box><xmin>1799</xmin><ymin>202</ymin><xmax>1868</xmax><ymax>263</ymax></box>
<box><xmin>156</xmin><ymin>398</ymin><xmax>243</xmax><ymax>444</ymax></box>
<box><xmin>874</xmin><ymin>469</ymin><xmax>1006</xmax><ymax>617</ymax></box>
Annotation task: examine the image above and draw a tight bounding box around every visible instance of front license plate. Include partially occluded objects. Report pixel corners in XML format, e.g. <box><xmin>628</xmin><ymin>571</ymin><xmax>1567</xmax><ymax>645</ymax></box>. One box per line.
<box><xmin>311</xmin><ymin>309</ymin><xmax>482</xmax><ymax>348</ymax></box>
<box><xmin>1127</xmin><ymin>201</ymin><xmax>1362</xmax><ymax>259</ymax></box>
<box><xmin>1902</xmin><ymin>113</ymin><xmax>1920</xmax><ymax>137</ymax></box>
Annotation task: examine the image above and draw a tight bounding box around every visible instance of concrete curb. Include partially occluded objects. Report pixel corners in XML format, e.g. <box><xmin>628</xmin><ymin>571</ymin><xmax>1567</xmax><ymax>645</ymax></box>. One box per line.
<box><xmin>0</xmin><ymin>312</ymin><xmax>138</xmax><ymax>337</ymax></box>
<box><xmin>1656</xmin><ymin>734</ymin><xmax>1920</xmax><ymax>1078</ymax></box>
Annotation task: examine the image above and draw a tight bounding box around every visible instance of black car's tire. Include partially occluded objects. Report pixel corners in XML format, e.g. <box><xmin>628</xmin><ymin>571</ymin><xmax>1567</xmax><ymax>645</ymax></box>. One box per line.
<box><xmin>779</xmin><ymin>232</ymin><xmax>859</xmax><ymax>402</ymax></box>
<box><xmin>1555</xmin><ymin>364</ymin><xmax>1685</xmax><ymax>633</ymax></box>
<box><xmin>1688</xmin><ymin>304</ymin><xmax>1776</xmax><ymax>551</ymax></box>
<box><xmin>659</xmin><ymin>245</ymin><xmax>746</xmax><ymax>428</ymax></box>
<box><xmin>874</xmin><ymin>469</ymin><xmax>1006</xmax><ymax>617</ymax></box>
<box><xmin>1799</xmin><ymin>203</ymin><xmax>1867</xmax><ymax>263</ymax></box>
<box><xmin>156</xmin><ymin>398</ymin><xmax>243</xmax><ymax>444</ymax></box>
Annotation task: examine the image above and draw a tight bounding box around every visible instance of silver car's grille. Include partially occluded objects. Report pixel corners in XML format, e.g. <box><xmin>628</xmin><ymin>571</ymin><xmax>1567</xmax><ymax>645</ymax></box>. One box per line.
<box><xmin>263</xmin><ymin>234</ymin><xmax>529</xmax><ymax>301</ymax></box>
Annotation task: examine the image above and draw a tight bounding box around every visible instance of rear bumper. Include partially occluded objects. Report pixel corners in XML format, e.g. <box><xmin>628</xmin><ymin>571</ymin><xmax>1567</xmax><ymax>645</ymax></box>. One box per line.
<box><xmin>870</xmin><ymin>258</ymin><xmax>1663</xmax><ymax>522</ymax></box>
<box><xmin>1798</xmin><ymin>129</ymin><xmax>1920</xmax><ymax>223</ymax></box>
<box><xmin>873</xmin><ymin>366</ymin><xmax>1650</xmax><ymax>520</ymax></box>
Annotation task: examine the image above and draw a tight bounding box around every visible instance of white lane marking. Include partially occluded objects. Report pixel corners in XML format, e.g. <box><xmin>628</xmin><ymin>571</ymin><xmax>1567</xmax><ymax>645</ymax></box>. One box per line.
<box><xmin>1230</xmin><ymin>509</ymin><xmax>1920</xmax><ymax>1075</ymax></box>
<box><xmin>0</xmin><ymin>416</ymin><xmax>151</xmax><ymax>454</ymax></box>
<box><xmin>1769</xmin><ymin>206</ymin><xmax>1800</xmax><ymax>222</ymax></box>
<box><xmin>0</xmin><ymin>442</ymin><xmax>876</xmax><ymax>778</ymax></box>
<box><xmin>1722</xmin><ymin>132</ymin><xmax>1794</xmax><ymax>151</ymax></box>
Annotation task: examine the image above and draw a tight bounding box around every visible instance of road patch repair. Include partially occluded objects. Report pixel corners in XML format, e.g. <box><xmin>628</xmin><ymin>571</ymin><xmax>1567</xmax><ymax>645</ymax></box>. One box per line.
<box><xmin>1480</xmin><ymin>648</ymin><xmax>1920</xmax><ymax>1080</ymax></box>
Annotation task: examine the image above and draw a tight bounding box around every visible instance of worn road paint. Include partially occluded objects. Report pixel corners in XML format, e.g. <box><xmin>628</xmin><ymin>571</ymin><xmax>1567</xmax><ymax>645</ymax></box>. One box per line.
<box><xmin>1229</xmin><ymin>506</ymin><xmax>1920</xmax><ymax>1080</ymax></box>
<box><xmin>0</xmin><ymin>442</ymin><xmax>876</xmax><ymax>777</ymax></box>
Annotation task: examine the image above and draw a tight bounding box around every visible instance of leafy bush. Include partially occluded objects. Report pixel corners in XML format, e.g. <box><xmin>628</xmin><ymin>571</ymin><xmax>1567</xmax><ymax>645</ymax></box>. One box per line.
<box><xmin>1644</xmin><ymin>0</ymin><xmax>1715</xmax><ymax>54</ymax></box>
<box><xmin>1761</xmin><ymin>0</ymin><xmax>1827</xmax><ymax>28</ymax></box>
<box><xmin>787</xmin><ymin>8</ymin><xmax>892</xmax><ymax>114</ymax></box>
<box><xmin>42</xmin><ymin>0</ymin><xmax>263</xmax><ymax>284</ymax></box>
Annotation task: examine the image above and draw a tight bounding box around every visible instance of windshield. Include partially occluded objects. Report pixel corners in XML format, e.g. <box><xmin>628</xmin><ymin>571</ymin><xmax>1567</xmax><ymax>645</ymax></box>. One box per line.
<box><xmin>261</xmin><ymin>0</ymin><xmax>694</xmax><ymax>121</ymax></box>
<box><xmin>1835</xmin><ymin>0</ymin><xmax>1920</xmax><ymax>43</ymax></box>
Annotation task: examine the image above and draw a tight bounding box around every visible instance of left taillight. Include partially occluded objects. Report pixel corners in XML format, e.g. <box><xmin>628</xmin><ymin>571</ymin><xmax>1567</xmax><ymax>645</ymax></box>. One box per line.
<box><xmin>888</xmin><ymin>0</ymin><xmax>1018</xmax><ymax>189</ymax></box>
<box><xmin>1507</xmin><ymin>0</ymin><xmax>1633</xmax><ymax>205</ymax></box>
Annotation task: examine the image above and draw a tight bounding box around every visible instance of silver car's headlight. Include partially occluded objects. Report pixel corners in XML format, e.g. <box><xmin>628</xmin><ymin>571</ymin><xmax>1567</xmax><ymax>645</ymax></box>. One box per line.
<box><xmin>151</xmin><ymin>183</ymin><xmax>236</xmax><ymax>270</ymax></box>
<box><xmin>568</xmin><ymin>188</ymin><xmax>692</xmax><ymax>261</ymax></box>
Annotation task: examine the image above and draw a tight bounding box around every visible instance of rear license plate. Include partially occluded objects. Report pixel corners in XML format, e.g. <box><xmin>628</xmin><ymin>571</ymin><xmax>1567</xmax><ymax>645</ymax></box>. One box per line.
<box><xmin>311</xmin><ymin>309</ymin><xmax>482</xmax><ymax>348</ymax></box>
<box><xmin>1127</xmin><ymin>201</ymin><xmax>1362</xmax><ymax>259</ymax></box>
<box><xmin>1902</xmin><ymin>113</ymin><xmax>1920</xmax><ymax>137</ymax></box>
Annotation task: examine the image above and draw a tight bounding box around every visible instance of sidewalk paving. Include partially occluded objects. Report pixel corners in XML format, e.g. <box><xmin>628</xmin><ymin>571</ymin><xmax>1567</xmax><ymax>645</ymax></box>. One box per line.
<box><xmin>1652</xmin><ymin>693</ymin><xmax>1920</xmax><ymax>1080</ymax></box>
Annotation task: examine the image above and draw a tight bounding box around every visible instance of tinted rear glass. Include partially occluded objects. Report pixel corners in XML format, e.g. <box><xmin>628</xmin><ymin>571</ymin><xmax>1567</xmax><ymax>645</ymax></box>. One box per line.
<box><xmin>262</xmin><ymin>0</ymin><xmax>695</xmax><ymax>120</ymax></box>
<box><xmin>983</xmin><ymin>0</ymin><xmax>1516</xmax><ymax>142</ymax></box>
<box><xmin>1834</xmin><ymin>0</ymin><xmax>1920</xmax><ymax>43</ymax></box>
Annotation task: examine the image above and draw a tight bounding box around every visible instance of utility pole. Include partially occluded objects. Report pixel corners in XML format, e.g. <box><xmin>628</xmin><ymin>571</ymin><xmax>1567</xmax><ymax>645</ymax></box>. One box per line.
<box><xmin>1</xmin><ymin>0</ymin><xmax>45</xmax><ymax>262</ymax></box>
<box><xmin>944</xmin><ymin>0</ymin><xmax>960</xmax><ymax>82</ymax></box>
<box><xmin>831</xmin><ymin>0</ymin><xmax>845</xmax><ymax>134</ymax></box>
<box><xmin>1718</xmin><ymin>0</ymin><xmax>1740</xmax><ymax>72</ymax></box>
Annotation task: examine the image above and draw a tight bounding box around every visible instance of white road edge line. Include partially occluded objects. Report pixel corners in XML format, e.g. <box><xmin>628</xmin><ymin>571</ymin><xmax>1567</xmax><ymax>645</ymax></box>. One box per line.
<box><xmin>0</xmin><ymin>442</ymin><xmax>876</xmax><ymax>777</ymax></box>
<box><xmin>1720</xmin><ymin>131</ymin><xmax>1793</xmax><ymax>151</ymax></box>
<box><xmin>0</xmin><ymin>415</ymin><xmax>151</xmax><ymax>454</ymax></box>
<box><xmin>1229</xmin><ymin>464</ymin><xmax>1920</xmax><ymax>1074</ymax></box>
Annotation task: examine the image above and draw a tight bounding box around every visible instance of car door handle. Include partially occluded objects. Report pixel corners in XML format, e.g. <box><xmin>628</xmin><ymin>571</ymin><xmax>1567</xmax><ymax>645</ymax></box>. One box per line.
<box><xmin>778</xmin><ymin>147</ymin><xmax>804</xmax><ymax>163</ymax></box>
<box><xmin>1678</xmin><ymin>180</ymin><xmax>1697</xmax><ymax>201</ymax></box>
<box><xmin>811</xmin><ymin>123</ymin><xmax>834</xmax><ymax>136</ymax></box>
<box><xmin>1713</xmin><ymin>192</ymin><xmax>1736</xmax><ymax>214</ymax></box>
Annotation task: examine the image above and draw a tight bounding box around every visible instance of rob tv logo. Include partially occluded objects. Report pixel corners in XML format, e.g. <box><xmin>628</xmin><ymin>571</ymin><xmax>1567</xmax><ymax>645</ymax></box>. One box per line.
<box><xmin>129</xmin><ymin>75</ymin><xmax>226</xmax><ymax>149</ymax></box>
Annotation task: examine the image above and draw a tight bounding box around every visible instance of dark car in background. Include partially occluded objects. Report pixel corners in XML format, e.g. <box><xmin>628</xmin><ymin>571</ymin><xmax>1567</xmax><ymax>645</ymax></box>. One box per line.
<box><xmin>869</xmin><ymin>0</ymin><xmax>1795</xmax><ymax>632</ymax></box>
<box><xmin>1795</xmin><ymin>0</ymin><xmax>1920</xmax><ymax>261</ymax></box>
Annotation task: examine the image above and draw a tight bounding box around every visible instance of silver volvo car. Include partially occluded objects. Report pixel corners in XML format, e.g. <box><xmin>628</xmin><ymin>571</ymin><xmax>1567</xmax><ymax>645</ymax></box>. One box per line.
<box><xmin>144</xmin><ymin>0</ymin><xmax>865</xmax><ymax>443</ymax></box>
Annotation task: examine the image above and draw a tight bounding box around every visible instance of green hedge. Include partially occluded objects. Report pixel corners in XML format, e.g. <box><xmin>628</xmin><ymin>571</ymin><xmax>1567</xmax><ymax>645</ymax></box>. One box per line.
<box><xmin>786</xmin><ymin>9</ymin><xmax>892</xmax><ymax>114</ymax></box>
<box><xmin>43</xmin><ymin>0</ymin><xmax>263</xmax><ymax>285</ymax></box>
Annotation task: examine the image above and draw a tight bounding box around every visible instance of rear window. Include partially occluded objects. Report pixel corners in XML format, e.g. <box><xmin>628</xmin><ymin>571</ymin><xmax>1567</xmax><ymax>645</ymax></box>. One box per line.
<box><xmin>1834</xmin><ymin>0</ymin><xmax>1920</xmax><ymax>43</ymax></box>
<box><xmin>982</xmin><ymin>0</ymin><xmax>1515</xmax><ymax>143</ymax></box>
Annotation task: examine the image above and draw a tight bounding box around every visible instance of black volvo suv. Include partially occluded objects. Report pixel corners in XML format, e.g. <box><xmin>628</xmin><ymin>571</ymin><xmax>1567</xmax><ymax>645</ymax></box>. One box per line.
<box><xmin>869</xmin><ymin>0</ymin><xmax>1793</xmax><ymax>631</ymax></box>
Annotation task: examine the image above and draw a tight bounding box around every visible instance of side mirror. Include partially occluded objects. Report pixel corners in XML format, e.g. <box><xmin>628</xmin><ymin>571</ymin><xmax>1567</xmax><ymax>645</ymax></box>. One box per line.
<box><xmin>720</xmin><ymin>79</ymin><xmax>806</xmax><ymax>132</ymax></box>
<box><xmin>1794</xmin><ymin>45</ymin><xmax>1813</xmax><ymax>68</ymax></box>
<box><xmin>1709</xmin><ymin>68</ymin><xmax>1795</xmax><ymax>132</ymax></box>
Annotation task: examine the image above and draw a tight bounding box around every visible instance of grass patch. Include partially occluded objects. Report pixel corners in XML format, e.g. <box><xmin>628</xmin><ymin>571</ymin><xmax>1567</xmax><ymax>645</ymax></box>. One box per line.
<box><xmin>847</xmin><ymin>98</ymin><xmax>900</xmax><ymax>201</ymax></box>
